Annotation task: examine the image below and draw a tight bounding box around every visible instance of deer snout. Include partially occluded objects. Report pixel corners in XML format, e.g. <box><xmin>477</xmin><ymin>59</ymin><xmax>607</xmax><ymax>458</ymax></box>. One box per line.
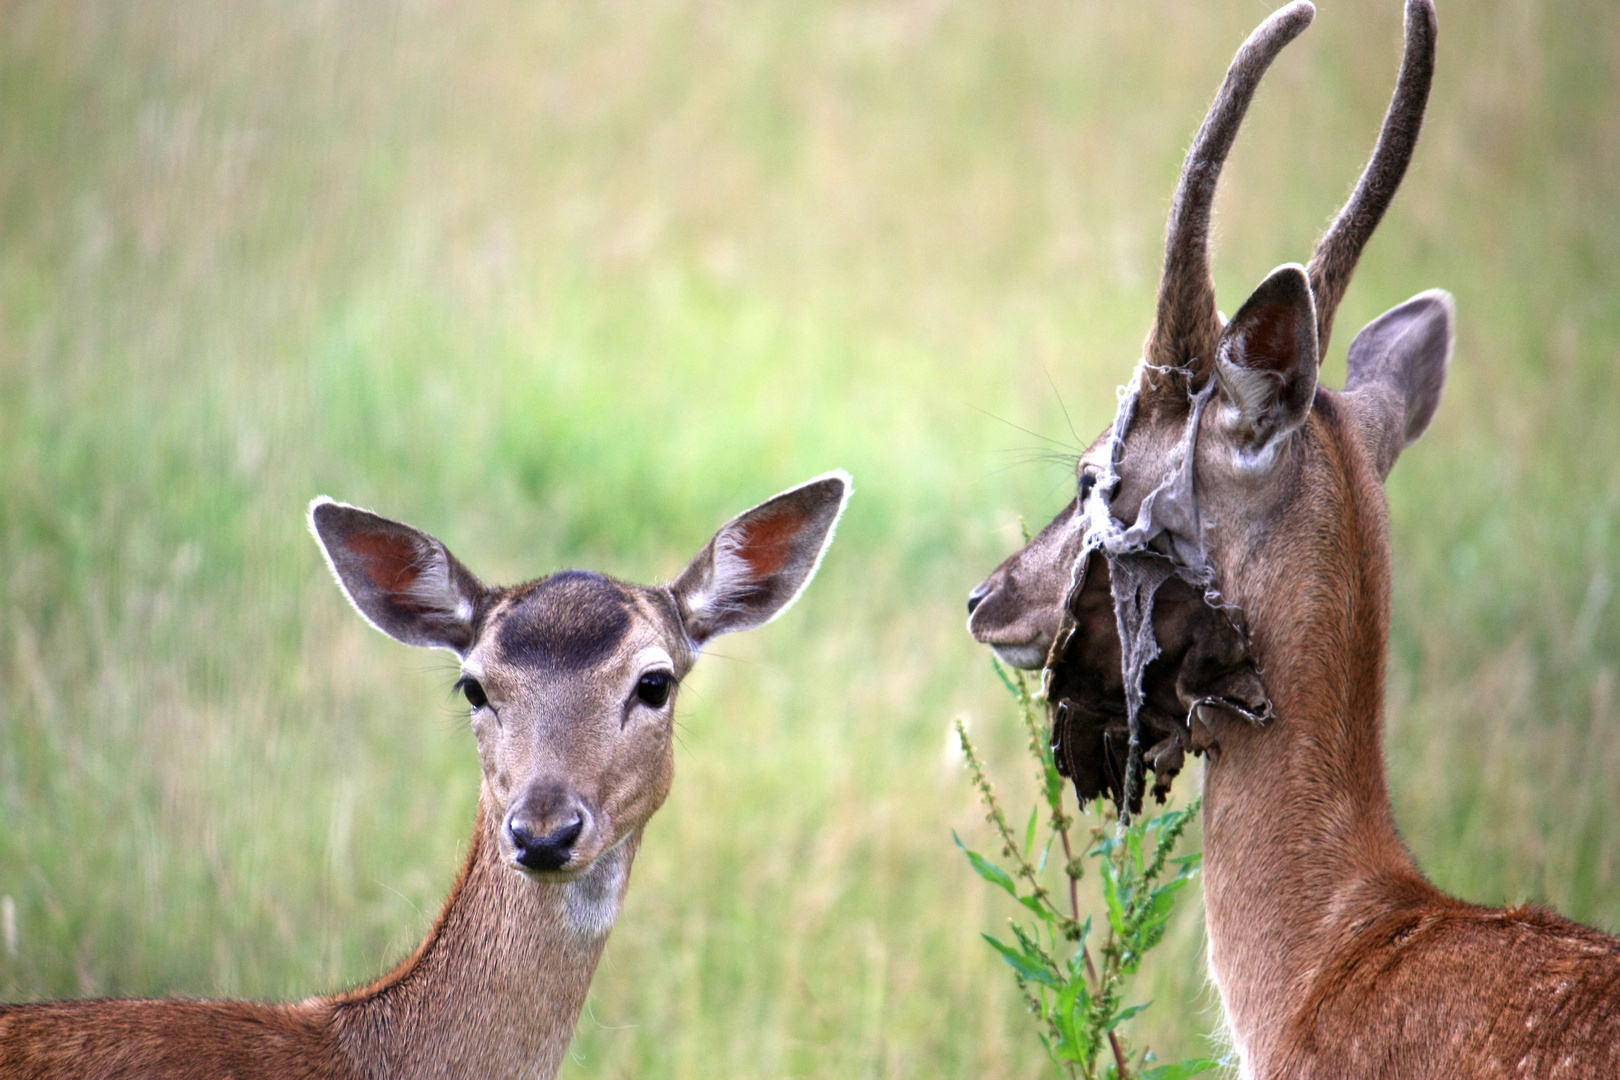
<box><xmin>966</xmin><ymin>566</ymin><xmax>1063</xmax><ymax>670</ymax></box>
<box><xmin>504</xmin><ymin>786</ymin><xmax>592</xmax><ymax>874</ymax></box>
<box><xmin>968</xmin><ymin>501</ymin><xmax>1084</xmax><ymax>669</ymax></box>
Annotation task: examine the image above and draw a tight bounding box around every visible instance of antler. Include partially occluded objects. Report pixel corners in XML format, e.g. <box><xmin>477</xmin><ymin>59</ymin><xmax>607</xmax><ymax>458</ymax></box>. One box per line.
<box><xmin>1144</xmin><ymin>1</ymin><xmax>1316</xmax><ymax>375</ymax></box>
<box><xmin>1307</xmin><ymin>0</ymin><xmax>1437</xmax><ymax>358</ymax></box>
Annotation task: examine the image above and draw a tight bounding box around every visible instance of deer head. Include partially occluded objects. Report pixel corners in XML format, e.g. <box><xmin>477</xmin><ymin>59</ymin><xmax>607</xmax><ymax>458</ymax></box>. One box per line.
<box><xmin>967</xmin><ymin>0</ymin><xmax>1453</xmax><ymax>815</ymax></box>
<box><xmin>311</xmin><ymin>472</ymin><xmax>850</xmax><ymax>882</ymax></box>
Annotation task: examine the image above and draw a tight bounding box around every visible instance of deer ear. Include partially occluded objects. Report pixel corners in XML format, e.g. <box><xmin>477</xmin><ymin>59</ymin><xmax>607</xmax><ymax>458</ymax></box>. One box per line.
<box><xmin>1343</xmin><ymin>289</ymin><xmax>1454</xmax><ymax>480</ymax></box>
<box><xmin>1213</xmin><ymin>263</ymin><xmax>1319</xmax><ymax>460</ymax></box>
<box><xmin>670</xmin><ymin>471</ymin><xmax>852</xmax><ymax>647</ymax></box>
<box><xmin>309</xmin><ymin>498</ymin><xmax>489</xmax><ymax>656</ymax></box>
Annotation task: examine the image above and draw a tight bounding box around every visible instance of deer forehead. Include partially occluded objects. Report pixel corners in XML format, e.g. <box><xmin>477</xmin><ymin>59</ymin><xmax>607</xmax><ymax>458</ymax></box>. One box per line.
<box><xmin>476</xmin><ymin>571</ymin><xmax>683</xmax><ymax>689</ymax></box>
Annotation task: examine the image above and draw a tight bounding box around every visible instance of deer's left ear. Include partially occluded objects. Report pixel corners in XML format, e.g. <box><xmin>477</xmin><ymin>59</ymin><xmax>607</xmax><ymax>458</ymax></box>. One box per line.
<box><xmin>1343</xmin><ymin>289</ymin><xmax>1454</xmax><ymax>480</ymax></box>
<box><xmin>1213</xmin><ymin>263</ymin><xmax>1319</xmax><ymax>462</ymax></box>
<box><xmin>670</xmin><ymin>471</ymin><xmax>852</xmax><ymax>647</ymax></box>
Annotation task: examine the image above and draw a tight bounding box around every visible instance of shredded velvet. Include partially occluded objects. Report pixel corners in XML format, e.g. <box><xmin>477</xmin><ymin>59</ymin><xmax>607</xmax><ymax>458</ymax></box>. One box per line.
<box><xmin>1044</xmin><ymin>367</ymin><xmax>1271</xmax><ymax>820</ymax></box>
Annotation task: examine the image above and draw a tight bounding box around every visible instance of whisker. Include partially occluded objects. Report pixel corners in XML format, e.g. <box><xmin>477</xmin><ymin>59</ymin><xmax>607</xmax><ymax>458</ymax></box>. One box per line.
<box><xmin>1044</xmin><ymin>366</ymin><xmax>1085</xmax><ymax>450</ymax></box>
<box><xmin>988</xmin><ymin>448</ymin><xmax>1083</xmax><ymax>469</ymax></box>
<box><xmin>986</xmin><ymin>449</ymin><xmax>1085</xmax><ymax>480</ymax></box>
<box><xmin>693</xmin><ymin>648</ymin><xmax>755</xmax><ymax>667</ymax></box>
<box><xmin>969</xmin><ymin>404</ymin><xmax>1084</xmax><ymax>453</ymax></box>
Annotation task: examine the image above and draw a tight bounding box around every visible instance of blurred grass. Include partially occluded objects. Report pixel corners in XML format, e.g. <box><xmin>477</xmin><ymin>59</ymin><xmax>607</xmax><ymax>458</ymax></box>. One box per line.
<box><xmin>1</xmin><ymin>0</ymin><xmax>1617</xmax><ymax>1075</ymax></box>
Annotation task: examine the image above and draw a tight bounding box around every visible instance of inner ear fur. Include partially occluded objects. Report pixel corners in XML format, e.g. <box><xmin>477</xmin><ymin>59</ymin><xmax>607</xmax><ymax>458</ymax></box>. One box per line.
<box><xmin>309</xmin><ymin>498</ymin><xmax>489</xmax><ymax>655</ymax></box>
<box><xmin>1214</xmin><ymin>263</ymin><xmax>1320</xmax><ymax>454</ymax></box>
<box><xmin>670</xmin><ymin>471</ymin><xmax>852</xmax><ymax>647</ymax></box>
<box><xmin>1343</xmin><ymin>289</ymin><xmax>1455</xmax><ymax>480</ymax></box>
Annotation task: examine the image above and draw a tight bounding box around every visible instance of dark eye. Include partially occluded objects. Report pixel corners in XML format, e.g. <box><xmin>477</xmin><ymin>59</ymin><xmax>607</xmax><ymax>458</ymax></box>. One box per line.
<box><xmin>1079</xmin><ymin>469</ymin><xmax>1098</xmax><ymax>503</ymax></box>
<box><xmin>636</xmin><ymin>672</ymin><xmax>673</xmax><ymax>708</ymax></box>
<box><xmin>456</xmin><ymin>676</ymin><xmax>489</xmax><ymax>710</ymax></box>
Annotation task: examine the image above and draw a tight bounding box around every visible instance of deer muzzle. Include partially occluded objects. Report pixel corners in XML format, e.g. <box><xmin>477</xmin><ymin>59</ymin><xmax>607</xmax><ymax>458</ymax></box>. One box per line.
<box><xmin>503</xmin><ymin>783</ymin><xmax>594</xmax><ymax>876</ymax></box>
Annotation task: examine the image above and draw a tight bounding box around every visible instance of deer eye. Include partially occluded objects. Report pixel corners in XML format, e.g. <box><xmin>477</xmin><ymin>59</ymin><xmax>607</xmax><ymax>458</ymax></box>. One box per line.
<box><xmin>1078</xmin><ymin>468</ymin><xmax>1098</xmax><ymax>504</ymax></box>
<box><xmin>456</xmin><ymin>676</ymin><xmax>489</xmax><ymax>711</ymax></box>
<box><xmin>636</xmin><ymin>671</ymin><xmax>673</xmax><ymax>709</ymax></box>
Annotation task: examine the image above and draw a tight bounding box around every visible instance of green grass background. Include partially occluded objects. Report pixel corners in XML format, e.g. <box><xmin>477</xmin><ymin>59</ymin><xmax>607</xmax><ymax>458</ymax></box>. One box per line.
<box><xmin>2</xmin><ymin>0</ymin><xmax>1616</xmax><ymax>1074</ymax></box>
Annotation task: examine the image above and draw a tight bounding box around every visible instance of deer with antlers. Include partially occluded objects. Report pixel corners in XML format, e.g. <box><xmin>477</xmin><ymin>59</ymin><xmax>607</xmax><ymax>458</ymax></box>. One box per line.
<box><xmin>967</xmin><ymin>2</ymin><xmax>1620</xmax><ymax>1075</ymax></box>
<box><xmin>0</xmin><ymin>472</ymin><xmax>850</xmax><ymax>1080</ymax></box>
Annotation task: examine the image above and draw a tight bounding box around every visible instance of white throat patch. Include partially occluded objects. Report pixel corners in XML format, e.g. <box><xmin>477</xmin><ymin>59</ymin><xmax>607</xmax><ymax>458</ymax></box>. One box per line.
<box><xmin>565</xmin><ymin>841</ymin><xmax>628</xmax><ymax>940</ymax></box>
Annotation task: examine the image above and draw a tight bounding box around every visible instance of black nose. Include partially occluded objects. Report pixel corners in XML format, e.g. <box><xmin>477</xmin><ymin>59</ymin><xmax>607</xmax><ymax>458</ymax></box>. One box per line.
<box><xmin>967</xmin><ymin>582</ymin><xmax>991</xmax><ymax>616</ymax></box>
<box><xmin>506</xmin><ymin>812</ymin><xmax>585</xmax><ymax>872</ymax></box>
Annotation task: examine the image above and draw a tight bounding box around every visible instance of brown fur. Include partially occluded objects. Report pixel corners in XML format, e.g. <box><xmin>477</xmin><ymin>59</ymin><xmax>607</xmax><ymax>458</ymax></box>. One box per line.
<box><xmin>1201</xmin><ymin>398</ymin><xmax>1620</xmax><ymax>1076</ymax></box>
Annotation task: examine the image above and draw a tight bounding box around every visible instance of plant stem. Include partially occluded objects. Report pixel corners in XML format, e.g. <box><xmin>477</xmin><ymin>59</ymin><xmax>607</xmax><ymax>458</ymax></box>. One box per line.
<box><xmin>1059</xmin><ymin>821</ymin><xmax>1083</xmax><ymax>961</ymax></box>
<box><xmin>1058</xmin><ymin>794</ymin><xmax>1129</xmax><ymax>1080</ymax></box>
<box><xmin>1108</xmin><ymin>1025</ymin><xmax>1130</xmax><ymax>1080</ymax></box>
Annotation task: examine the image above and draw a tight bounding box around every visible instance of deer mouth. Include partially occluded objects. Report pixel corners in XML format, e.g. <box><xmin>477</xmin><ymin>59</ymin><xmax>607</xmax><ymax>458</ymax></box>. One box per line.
<box><xmin>509</xmin><ymin>854</ymin><xmax>593</xmax><ymax>884</ymax></box>
<box><xmin>506</xmin><ymin>838</ymin><xmax>613</xmax><ymax>884</ymax></box>
<box><xmin>500</xmin><ymin>794</ymin><xmax>609</xmax><ymax>882</ymax></box>
<box><xmin>967</xmin><ymin>568</ymin><xmax>1072</xmax><ymax>671</ymax></box>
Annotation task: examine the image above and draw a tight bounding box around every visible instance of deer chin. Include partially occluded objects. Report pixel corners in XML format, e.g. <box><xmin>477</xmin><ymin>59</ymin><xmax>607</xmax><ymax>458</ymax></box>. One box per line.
<box><xmin>510</xmin><ymin>860</ymin><xmax>593</xmax><ymax>885</ymax></box>
<box><xmin>1045</xmin><ymin>552</ymin><xmax>1271</xmax><ymax>816</ymax></box>
<box><xmin>988</xmin><ymin>638</ymin><xmax>1055</xmax><ymax>671</ymax></box>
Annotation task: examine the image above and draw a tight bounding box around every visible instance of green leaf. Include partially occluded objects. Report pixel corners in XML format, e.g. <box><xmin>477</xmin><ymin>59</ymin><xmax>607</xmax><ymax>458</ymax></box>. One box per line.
<box><xmin>1043</xmin><ymin>758</ymin><xmax>1065</xmax><ymax>804</ymax></box>
<box><xmin>1131</xmin><ymin>876</ymin><xmax>1189</xmax><ymax>944</ymax></box>
<box><xmin>1051</xmin><ymin>976</ymin><xmax>1094</xmax><ymax>1062</ymax></box>
<box><xmin>1101</xmin><ymin>859</ymin><xmax>1127</xmax><ymax>939</ymax></box>
<box><xmin>1106</xmin><ymin>1000</ymin><xmax>1150</xmax><ymax>1031</ymax></box>
<box><xmin>1149</xmin><ymin>875</ymin><xmax>1190</xmax><ymax>913</ymax></box>
<box><xmin>993</xmin><ymin>656</ymin><xmax>1022</xmax><ymax>699</ymax></box>
<box><xmin>1024</xmin><ymin>802</ymin><xmax>1040</xmax><ymax>857</ymax></box>
<box><xmin>1139</xmin><ymin>1057</ymin><xmax>1222</xmax><ymax>1080</ymax></box>
<box><xmin>954</xmin><ymin>832</ymin><xmax>1020</xmax><ymax>899</ymax></box>
<box><xmin>982</xmin><ymin>933</ymin><xmax>1061</xmax><ymax>988</ymax></box>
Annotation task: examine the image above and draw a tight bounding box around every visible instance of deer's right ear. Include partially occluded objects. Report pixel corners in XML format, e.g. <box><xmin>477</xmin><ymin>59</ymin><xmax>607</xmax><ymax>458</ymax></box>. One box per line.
<box><xmin>308</xmin><ymin>498</ymin><xmax>489</xmax><ymax>656</ymax></box>
<box><xmin>670</xmin><ymin>471</ymin><xmax>852</xmax><ymax>648</ymax></box>
<box><xmin>1343</xmin><ymin>289</ymin><xmax>1454</xmax><ymax>480</ymax></box>
<box><xmin>1213</xmin><ymin>263</ymin><xmax>1319</xmax><ymax>464</ymax></box>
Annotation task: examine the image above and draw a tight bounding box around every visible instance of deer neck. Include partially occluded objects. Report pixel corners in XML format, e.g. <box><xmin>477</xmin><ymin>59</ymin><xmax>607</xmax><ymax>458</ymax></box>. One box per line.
<box><xmin>329</xmin><ymin>790</ymin><xmax>638</xmax><ymax>1080</ymax></box>
<box><xmin>1198</xmin><ymin>439</ymin><xmax>1428</xmax><ymax>1074</ymax></box>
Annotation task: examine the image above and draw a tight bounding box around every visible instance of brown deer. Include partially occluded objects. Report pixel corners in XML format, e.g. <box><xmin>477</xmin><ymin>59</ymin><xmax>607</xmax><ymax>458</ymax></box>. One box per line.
<box><xmin>0</xmin><ymin>472</ymin><xmax>851</xmax><ymax>1080</ymax></box>
<box><xmin>967</xmin><ymin>2</ymin><xmax>1620</xmax><ymax>1075</ymax></box>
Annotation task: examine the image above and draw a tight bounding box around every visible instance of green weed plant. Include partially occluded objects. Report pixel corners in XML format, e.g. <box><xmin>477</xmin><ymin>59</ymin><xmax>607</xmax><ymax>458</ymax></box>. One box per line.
<box><xmin>955</xmin><ymin>661</ymin><xmax>1217</xmax><ymax>1080</ymax></box>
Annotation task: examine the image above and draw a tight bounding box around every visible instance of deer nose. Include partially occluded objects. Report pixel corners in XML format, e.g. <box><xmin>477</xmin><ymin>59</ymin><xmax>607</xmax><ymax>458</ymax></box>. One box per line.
<box><xmin>967</xmin><ymin>582</ymin><xmax>991</xmax><ymax>615</ymax></box>
<box><xmin>505</xmin><ymin>802</ymin><xmax>587</xmax><ymax>872</ymax></box>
